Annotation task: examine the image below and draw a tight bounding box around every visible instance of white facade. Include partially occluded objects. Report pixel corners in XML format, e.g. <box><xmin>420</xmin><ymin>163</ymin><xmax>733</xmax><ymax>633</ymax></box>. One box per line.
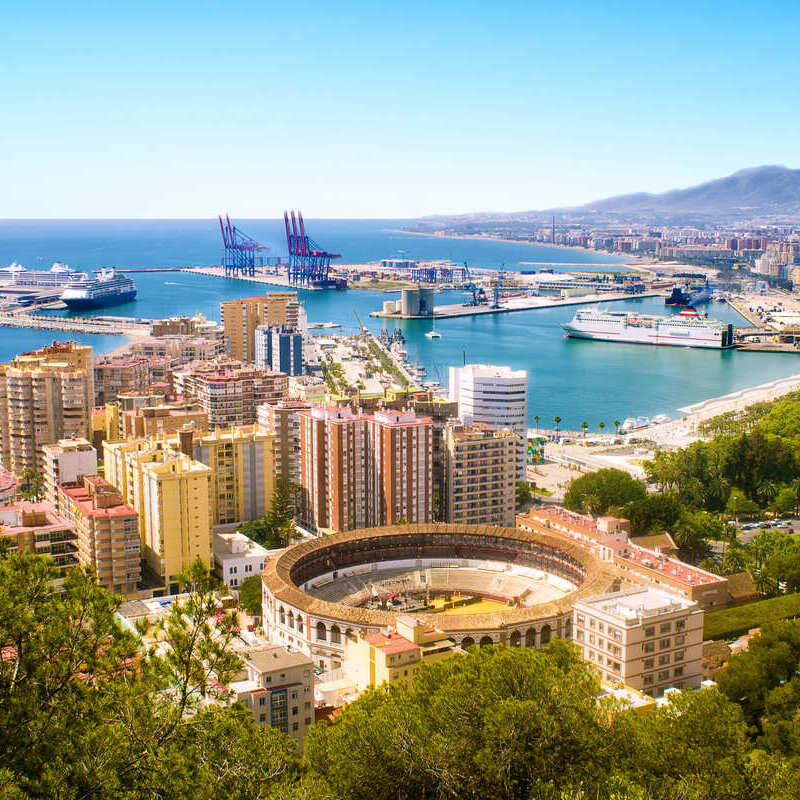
<box><xmin>572</xmin><ymin>587</ymin><xmax>704</xmax><ymax>697</ymax></box>
<box><xmin>213</xmin><ymin>530</ymin><xmax>273</xmax><ymax>588</ymax></box>
<box><xmin>448</xmin><ymin>364</ymin><xmax>528</xmax><ymax>473</ymax></box>
<box><xmin>42</xmin><ymin>438</ymin><xmax>98</xmax><ymax>510</ymax></box>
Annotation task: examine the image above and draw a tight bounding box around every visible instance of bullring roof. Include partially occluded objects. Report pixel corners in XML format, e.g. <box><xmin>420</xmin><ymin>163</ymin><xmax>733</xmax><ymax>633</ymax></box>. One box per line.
<box><xmin>261</xmin><ymin>523</ymin><xmax>621</xmax><ymax>632</ymax></box>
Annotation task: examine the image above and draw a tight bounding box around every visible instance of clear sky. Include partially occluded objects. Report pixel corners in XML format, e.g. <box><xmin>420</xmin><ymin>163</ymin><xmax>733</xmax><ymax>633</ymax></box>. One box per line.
<box><xmin>2</xmin><ymin>0</ymin><xmax>800</xmax><ymax>218</ymax></box>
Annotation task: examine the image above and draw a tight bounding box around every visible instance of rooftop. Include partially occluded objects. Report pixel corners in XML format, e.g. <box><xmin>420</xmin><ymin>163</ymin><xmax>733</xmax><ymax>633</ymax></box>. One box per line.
<box><xmin>575</xmin><ymin>587</ymin><xmax>694</xmax><ymax>622</ymax></box>
<box><xmin>213</xmin><ymin>530</ymin><xmax>272</xmax><ymax>558</ymax></box>
<box><xmin>245</xmin><ymin>645</ymin><xmax>312</xmax><ymax>673</ymax></box>
<box><xmin>0</xmin><ymin>501</ymin><xmax>74</xmax><ymax>535</ymax></box>
<box><xmin>363</xmin><ymin>630</ymin><xmax>419</xmax><ymax>655</ymax></box>
<box><xmin>59</xmin><ymin>478</ymin><xmax>137</xmax><ymax>519</ymax></box>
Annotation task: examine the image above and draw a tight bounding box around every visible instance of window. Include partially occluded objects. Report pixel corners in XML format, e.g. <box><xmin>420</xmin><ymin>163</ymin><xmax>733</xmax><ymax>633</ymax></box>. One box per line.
<box><xmin>644</xmin><ymin>626</ymin><xmax>655</xmax><ymax>637</ymax></box>
<box><xmin>259</xmin><ymin>697</ymin><xmax>265</xmax><ymax>706</ymax></box>
<box><xmin>659</xmin><ymin>623</ymin><xmax>671</xmax><ymax>634</ymax></box>
<box><xmin>305</xmin><ymin>716</ymin><xmax>312</xmax><ymax>725</ymax></box>
<box><xmin>292</xmin><ymin>723</ymin><xmax>299</xmax><ymax>732</ymax></box>
<box><xmin>658</xmin><ymin>670</ymin><xmax>670</xmax><ymax>681</ymax></box>
<box><xmin>644</xmin><ymin>658</ymin><xmax>654</xmax><ymax>669</ymax></box>
<box><xmin>259</xmin><ymin>713</ymin><xmax>266</xmax><ymax>723</ymax></box>
<box><xmin>644</xmin><ymin>674</ymin><xmax>654</xmax><ymax>686</ymax></box>
<box><xmin>643</xmin><ymin>642</ymin><xmax>655</xmax><ymax>654</ymax></box>
<box><xmin>659</xmin><ymin>638</ymin><xmax>671</xmax><ymax>650</ymax></box>
<box><xmin>674</xmin><ymin>666</ymin><xmax>684</xmax><ymax>678</ymax></box>
<box><xmin>659</xmin><ymin>655</ymin><xmax>670</xmax><ymax>666</ymax></box>
<box><xmin>674</xmin><ymin>634</ymin><xmax>686</xmax><ymax>646</ymax></box>
<box><xmin>676</xmin><ymin>619</ymin><xmax>686</xmax><ymax>632</ymax></box>
<box><xmin>674</xmin><ymin>650</ymin><xmax>685</xmax><ymax>662</ymax></box>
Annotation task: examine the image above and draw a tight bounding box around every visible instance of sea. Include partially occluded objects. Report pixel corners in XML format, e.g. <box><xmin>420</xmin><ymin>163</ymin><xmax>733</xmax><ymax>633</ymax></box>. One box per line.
<box><xmin>1</xmin><ymin>218</ymin><xmax>799</xmax><ymax>430</ymax></box>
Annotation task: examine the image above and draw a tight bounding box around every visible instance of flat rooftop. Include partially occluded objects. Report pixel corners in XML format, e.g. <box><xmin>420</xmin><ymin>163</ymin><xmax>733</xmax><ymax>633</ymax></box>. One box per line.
<box><xmin>576</xmin><ymin>587</ymin><xmax>693</xmax><ymax>622</ymax></box>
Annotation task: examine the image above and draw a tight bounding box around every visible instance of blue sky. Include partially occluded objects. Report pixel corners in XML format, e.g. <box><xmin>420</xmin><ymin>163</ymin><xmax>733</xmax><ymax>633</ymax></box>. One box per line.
<box><xmin>2</xmin><ymin>0</ymin><xmax>799</xmax><ymax>218</ymax></box>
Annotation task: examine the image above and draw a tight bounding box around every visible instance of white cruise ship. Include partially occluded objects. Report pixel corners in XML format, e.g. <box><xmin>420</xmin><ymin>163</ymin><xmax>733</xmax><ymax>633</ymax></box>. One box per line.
<box><xmin>60</xmin><ymin>268</ymin><xmax>137</xmax><ymax>310</ymax></box>
<box><xmin>0</xmin><ymin>261</ymin><xmax>87</xmax><ymax>287</ymax></box>
<box><xmin>561</xmin><ymin>306</ymin><xmax>736</xmax><ymax>349</ymax></box>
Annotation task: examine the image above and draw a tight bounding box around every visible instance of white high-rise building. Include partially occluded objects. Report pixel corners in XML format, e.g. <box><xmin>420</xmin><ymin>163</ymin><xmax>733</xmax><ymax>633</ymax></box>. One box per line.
<box><xmin>448</xmin><ymin>364</ymin><xmax>528</xmax><ymax>474</ymax></box>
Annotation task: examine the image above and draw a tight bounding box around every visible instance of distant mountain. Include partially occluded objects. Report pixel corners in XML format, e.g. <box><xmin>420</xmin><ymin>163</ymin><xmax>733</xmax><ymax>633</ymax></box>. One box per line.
<box><xmin>568</xmin><ymin>166</ymin><xmax>800</xmax><ymax>217</ymax></box>
<box><xmin>410</xmin><ymin>166</ymin><xmax>800</xmax><ymax>227</ymax></box>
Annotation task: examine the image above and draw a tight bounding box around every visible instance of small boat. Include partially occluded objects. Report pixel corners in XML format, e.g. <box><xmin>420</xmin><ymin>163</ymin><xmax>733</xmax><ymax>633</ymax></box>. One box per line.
<box><xmin>425</xmin><ymin>330</ymin><xmax>441</xmax><ymax>339</ymax></box>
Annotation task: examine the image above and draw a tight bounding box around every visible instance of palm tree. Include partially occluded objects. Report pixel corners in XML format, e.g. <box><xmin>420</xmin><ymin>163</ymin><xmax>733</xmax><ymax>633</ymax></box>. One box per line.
<box><xmin>553</xmin><ymin>416</ymin><xmax>562</xmax><ymax>437</ymax></box>
<box><xmin>534</xmin><ymin>415</ymin><xmax>540</xmax><ymax>432</ymax></box>
<box><xmin>613</xmin><ymin>420</ymin><xmax>621</xmax><ymax>434</ymax></box>
<box><xmin>581</xmin><ymin>421</ymin><xmax>588</xmax><ymax>438</ymax></box>
<box><xmin>598</xmin><ymin>421</ymin><xmax>605</xmax><ymax>434</ymax></box>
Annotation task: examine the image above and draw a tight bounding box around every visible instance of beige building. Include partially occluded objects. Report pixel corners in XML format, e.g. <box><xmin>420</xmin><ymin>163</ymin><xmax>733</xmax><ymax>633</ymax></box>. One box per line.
<box><xmin>229</xmin><ymin>645</ymin><xmax>314</xmax><ymax>747</ymax></box>
<box><xmin>104</xmin><ymin>439</ymin><xmax>212</xmax><ymax>593</ymax></box>
<box><xmin>443</xmin><ymin>422</ymin><xmax>518</xmax><ymax>527</ymax></box>
<box><xmin>299</xmin><ymin>406</ymin><xmax>433</xmax><ymax>533</ymax></box>
<box><xmin>59</xmin><ymin>475</ymin><xmax>140</xmax><ymax>595</ymax></box>
<box><xmin>221</xmin><ymin>293</ymin><xmax>300</xmax><ymax>362</ymax></box>
<box><xmin>572</xmin><ymin>587</ymin><xmax>704</xmax><ymax>697</ymax></box>
<box><xmin>343</xmin><ymin>616</ymin><xmax>461</xmax><ymax>693</ymax></box>
<box><xmin>0</xmin><ymin>501</ymin><xmax>79</xmax><ymax>584</ymax></box>
<box><xmin>0</xmin><ymin>342</ymin><xmax>94</xmax><ymax>475</ymax></box>
<box><xmin>257</xmin><ymin>400</ymin><xmax>311</xmax><ymax>488</ymax></box>
<box><xmin>168</xmin><ymin>424</ymin><xmax>275</xmax><ymax>526</ymax></box>
<box><xmin>172</xmin><ymin>362</ymin><xmax>288</xmax><ymax>428</ymax></box>
<box><xmin>139</xmin><ymin>451</ymin><xmax>212</xmax><ymax>593</ymax></box>
<box><xmin>121</xmin><ymin>403</ymin><xmax>208</xmax><ymax>441</ymax></box>
<box><xmin>93</xmin><ymin>355</ymin><xmax>152</xmax><ymax>405</ymax></box>
<box><xmin>42</xmin><ymin>438</ymin><xmax>98</xmax><ymax>511</ymax></box>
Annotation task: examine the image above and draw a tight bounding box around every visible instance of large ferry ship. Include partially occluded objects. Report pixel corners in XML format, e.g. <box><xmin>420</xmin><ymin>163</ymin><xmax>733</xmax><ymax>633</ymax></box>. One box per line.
<box><xmin>0</xmin><ymin>261</ymin><xmax>87</xmax><ymax>287</ymax></box>
<box><xmin>60</xmin><ymin>268</ymin><xmax>137</xmax><ymax>310</ymax></box>
<box><xmin>561</xmin><ymin>306</ymin><xmax>736</xmax><ymax>349</ymax></box>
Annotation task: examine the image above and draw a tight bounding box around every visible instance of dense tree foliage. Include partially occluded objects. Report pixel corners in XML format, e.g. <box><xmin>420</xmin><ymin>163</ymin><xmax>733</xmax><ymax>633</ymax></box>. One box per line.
<box><xmin>563</xmin><ymin>468</ymin><xmax>646</xmax><ymax>516</ymax></box>
<box><xmin>0</xmin><ymin>554</ymin><xmax>299</xmax><ymax>799</ymax></box>
<box><xmin>6</xmin><ymin>551</ymin><xmax>800</xmax><ymax>799</ymax></box>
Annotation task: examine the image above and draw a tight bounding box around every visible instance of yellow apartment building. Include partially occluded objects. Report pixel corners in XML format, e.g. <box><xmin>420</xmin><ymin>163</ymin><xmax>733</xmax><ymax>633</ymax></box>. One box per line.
<box><xmin>221</xmin><ymin>293</ymin><xmax>300</xmax><ymax>362</ymax></box>
<box><xmin>342</xmin><ymin>616</ymin><xmax>461</xmax><ymax>692</ymax></box>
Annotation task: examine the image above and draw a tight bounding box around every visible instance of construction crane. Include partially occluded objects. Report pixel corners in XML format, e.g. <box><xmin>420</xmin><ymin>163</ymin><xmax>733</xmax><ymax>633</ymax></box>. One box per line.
<box><xmin>353</xmin><ymin>308</ymin><xmax>367</xmax><ymax>335</ymax></box>
<box><xmin>218</xmin><ymin>215</ymin><xmax>270</xmax><ymax>277</ymax></box>
<box><xmin>284</xmin><ymin>210</ymin><xmax>342</xmax><ymax>287</ymax></box>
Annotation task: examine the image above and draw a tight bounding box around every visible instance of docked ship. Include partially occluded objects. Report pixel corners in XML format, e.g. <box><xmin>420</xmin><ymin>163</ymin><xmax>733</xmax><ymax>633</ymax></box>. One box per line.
<box><xmin>665</xmin><ymin>279</ymin><xmax>712</xmax><ymax>306</ymax></box>
<box><xmin>0</xmin><ymin>261</ymin><xmax>87</xmax><ymax>287</ymax></box>
<box><xmin>561</xmin><ymin>306</ymin><xmax>736</xmax><ymax>349</ymax></box>
<box><xmin>60</xmin><ymin>268</ymin><xmax>137</xmax><ymax>310</ymax></box>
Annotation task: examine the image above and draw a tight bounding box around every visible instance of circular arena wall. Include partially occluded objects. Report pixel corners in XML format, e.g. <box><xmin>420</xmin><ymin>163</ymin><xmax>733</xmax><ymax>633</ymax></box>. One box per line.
<box><xmin>261</xmin><ymin>523</ymin><xmax>619</xmax><ymax>671</ymax></box>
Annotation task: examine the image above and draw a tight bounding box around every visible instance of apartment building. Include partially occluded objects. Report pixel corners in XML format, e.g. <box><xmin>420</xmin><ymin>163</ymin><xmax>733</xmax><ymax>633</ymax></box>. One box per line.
<box><xmin>104</xmin><ymin>439</ymin><xmax>212</xmax><ymax>593</ymax></box>
<box><xmin>572</xmin><ymin>587</ymin><xmax>704</xmax><ymax>696</ymax></box>
<box><xmin>254</xmin><ymin>325</ymin><xmax>304</xmax><ymax>376</ymax></box>
<box><xmin>0</xmin><ymin>501</ymin><xmax>78</xmax><ymax>583</ymax></box>
<box><xmin>448</xmin><ymin>363</ymin><xmax>528</xmax><ymax>474</ymax></box>
<box><xmin>343</xmin><ymin>616</ymin><xmax>461</xmax><ymax>692</ymax></box>
<box><xmin>0</xmin><ymin>342</ymin><xmax>94</xmax><ymax>474</ymax></box>
<box><xmin>59</xmin><ymin>476</ymin><xmax>141</xmax><ymax>595</ymax></box>
<box><xmin>221</xmin><ymin>293</ymin><xmax>301</xmax><ymax>362</ymax></box>
<box><xmin>169</xmin><ymin>424</ymin><xmax>275</xmax><ymax>526</ymax></box>
<box><xmin>150</xmin><ymin>313</ymin><xmax>224</xmax><ymax>340</ymax></box>
<box><xmin>213</xmin><ymin>530</ymin><xmax>272</xmax><ymax>588</ymax></box>
<box><xmin>172</xmin><ymin>362</ymin><xmax>288</xmax><ymax>428</ymax></box>
<box><xmin>121</xmin><ymin>403</ymin><xmax>208</xmax><ymax>441</ymax></box>
<box><xmin>298</xmin><ymin>406</ymin><xmax>433</xmax><ymax>533</ymax></box>
<box><xmin>383</xmin><ymin>390</ymin><xmax>458</xmax><ymax>521</ymax></box>
<box><xmin>257</xmin><ymin>400</ymin><xmax>311</xmax><ymax>488</ymax></box>
<box><xmin>443</xmin><ymin>423</ymin><xmax>518</xmax><ymax>527</ymax></box>
<box><xmin>140</xmin><ymin>451</ymin><xmax>212</xmax><ymax>593</ymax></box>
<box><xmin>230</xmin><ymin>645</ymin><xmax>315</xmax><ymax>747</ymax></box>
<box><xmin>42</xmin><ymin>437</ymin><xmax>98</xmax><ymax>510</ymax></box>
<box><xmin>517</xmin><ymin>507</ymin><xmax>730</xmax><ymax>609</ymax></box>
<box><xmin>93</xmin><ymin>355</ymin><xmax>152</xmax><ymax>405</ymax></box>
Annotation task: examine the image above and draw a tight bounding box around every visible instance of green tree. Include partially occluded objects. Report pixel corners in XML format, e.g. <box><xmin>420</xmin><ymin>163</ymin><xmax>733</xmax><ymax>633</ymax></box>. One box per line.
<box><xmin>0</xmin><ymin>553</ymin><xmax>299</xmax><ymax>799</ymax></box>
<box><xmin>516</xmin><ymin>480</ymin><xmax>533</xmax><ymax>509</ymax></box>
<box><xmin>563</xmin><ymin>469</ymin><xmax>646</xmax><ymax>516</ymax></box>
<box><xmin>613</xmin><ymin>419</ymin><xmax>621</xmax><ymax>434</ymax></box>
<box><xmin>534</xmin><ymin>415</ymin><xmax>540</xmax><ymax>432</ymax></box>
<box><xmin>238</xmin><ymin>574</ymin><xmax>264</xmax><ymax>617</ymax></box>
<box><xmin>553</xmin><ymin>416</ymin><xmax>562</xmax><ymax>436</ymax></box>
<box><xmin>18</xmin><ymin>467</ymin><xmax>43</xmax><ymax>502</ymax></box>
<box><xmin>770</xmin><ymin>487</ymin><xmax>797</xmax><ymax>517</ymax></box>
<box><xmin>598</xmin><ymin>421</ymin><xmax>605</xmax><ymax>434</ymax></box>
<box><xmin>239</xmin><ymin>480</ymin><xmax>298</xmax><ymax>550</ymax></box>
<box><xmin>581</xmin><ymin>421</ymin><xmax>588</xmax><ymax>438</ymax></box>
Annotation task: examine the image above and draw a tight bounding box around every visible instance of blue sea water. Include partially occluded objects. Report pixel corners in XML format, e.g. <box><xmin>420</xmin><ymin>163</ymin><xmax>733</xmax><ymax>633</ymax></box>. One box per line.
<box><xmin>0</xmin><ymin>219</ymin><xmax>799</xmax><ymax>430</ymax></box>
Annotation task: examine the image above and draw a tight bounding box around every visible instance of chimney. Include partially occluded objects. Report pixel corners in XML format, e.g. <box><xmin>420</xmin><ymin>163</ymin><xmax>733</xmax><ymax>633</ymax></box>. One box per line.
<box><xmin>178</xmin><ymin>425</ymin><xmax>194</xmax><ymax>458</ymax></box>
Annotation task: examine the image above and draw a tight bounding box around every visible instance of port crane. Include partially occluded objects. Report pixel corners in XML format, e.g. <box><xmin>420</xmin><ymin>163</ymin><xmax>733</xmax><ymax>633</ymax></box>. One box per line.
<box><xmin>218</xmin><ymin>215</ymin><xmax>272</xmax><ymax>277</ymax></box>
<box><xmin>284</xmin><ymin>210</ymin><xmax>342</xmax><ymax>286</ymax></box>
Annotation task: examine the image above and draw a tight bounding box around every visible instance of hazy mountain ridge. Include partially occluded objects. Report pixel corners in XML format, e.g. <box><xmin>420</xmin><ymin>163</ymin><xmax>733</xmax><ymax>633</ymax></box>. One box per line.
<box><xmin>411</xmin><ymin>166</ymin><xmax>800</xmax><ymax>226</ymax></box>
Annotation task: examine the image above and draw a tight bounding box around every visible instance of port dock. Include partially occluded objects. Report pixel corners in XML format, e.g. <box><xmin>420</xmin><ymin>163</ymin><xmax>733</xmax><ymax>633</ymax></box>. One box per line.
<box><xmin>0</xmin><ymin>312</ymin><xmax>152</xmax><ymax>336</ymax></box>
<box><xmin>370</xmin><ymin>290</ymin><xmax>664</xmax><ymax>319</ymax></box>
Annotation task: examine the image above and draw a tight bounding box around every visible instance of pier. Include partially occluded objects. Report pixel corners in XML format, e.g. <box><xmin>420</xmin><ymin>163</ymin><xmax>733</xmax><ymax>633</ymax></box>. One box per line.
<box><xmin>0</xmin><ymin>312</ymin><xmax>152</xmax><ymax>336</ymax></box>
<box><xmin>184</xmin><ymin>266</ymin><xmax>322</xmax><ymax>290</ymax></box>
<box><xmin>370</xmin><ymin>290</ymin><xmax>664</xmax><ymax>319</ymax></box>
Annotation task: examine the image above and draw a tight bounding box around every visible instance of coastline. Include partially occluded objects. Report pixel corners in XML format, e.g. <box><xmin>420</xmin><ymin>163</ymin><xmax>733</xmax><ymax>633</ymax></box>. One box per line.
<box><xmin>390</xmin><ymin>228</ymin><xmax>649</xmax><ymax>270</ymax></box>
